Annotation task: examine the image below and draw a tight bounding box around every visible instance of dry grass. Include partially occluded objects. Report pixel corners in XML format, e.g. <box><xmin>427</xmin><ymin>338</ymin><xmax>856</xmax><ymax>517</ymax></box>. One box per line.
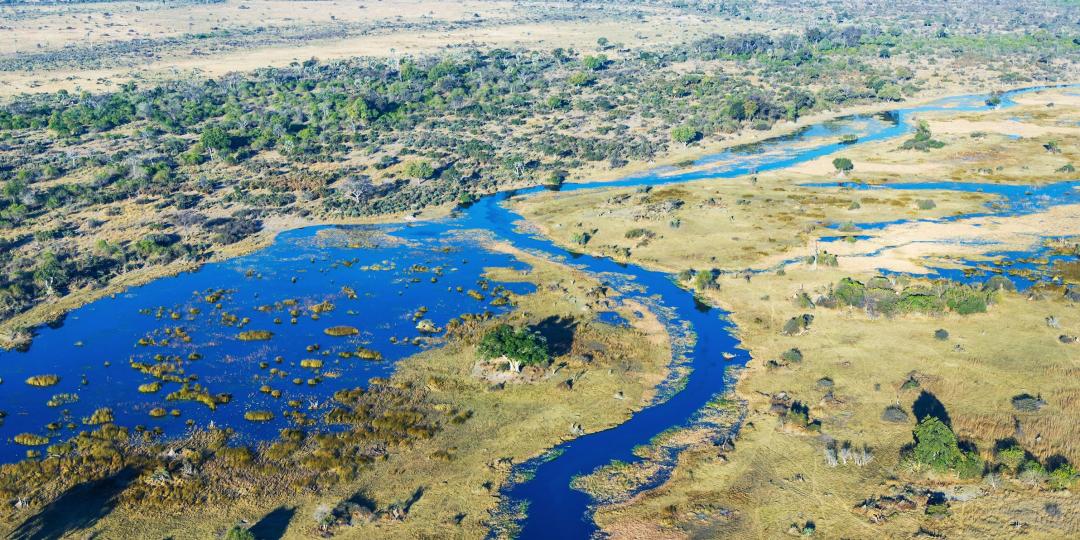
<box><xmin>513</xmin><ymin>92</ymin><xmax>1080</xmax><ymax>538</ymax></box>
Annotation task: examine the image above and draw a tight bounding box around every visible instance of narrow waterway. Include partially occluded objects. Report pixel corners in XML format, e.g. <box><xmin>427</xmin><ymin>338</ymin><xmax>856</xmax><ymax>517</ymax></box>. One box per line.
<box><xmin>0</xmin><ymin>85</ymin><xmax>1074</xmax><ymax>536</ymax></box>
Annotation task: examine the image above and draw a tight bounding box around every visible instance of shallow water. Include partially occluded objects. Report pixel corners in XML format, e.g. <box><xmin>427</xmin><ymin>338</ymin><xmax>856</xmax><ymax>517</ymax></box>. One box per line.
<box><xmin>0</xmin><ymin>85</ymin><xmax>1074</xmax><ymax>535</ymax></box>
<box><xmin>0</xmin><ymin>223</ymin><xmax>533</xmax><ymax>462</ymax></box>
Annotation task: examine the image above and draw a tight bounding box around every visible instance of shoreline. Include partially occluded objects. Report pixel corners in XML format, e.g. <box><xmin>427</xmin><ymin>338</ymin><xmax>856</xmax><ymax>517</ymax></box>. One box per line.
<box><xmin>3</xmin><ymin>81</ymin><xmax>1076</xmax><ymax>351</ymax></box>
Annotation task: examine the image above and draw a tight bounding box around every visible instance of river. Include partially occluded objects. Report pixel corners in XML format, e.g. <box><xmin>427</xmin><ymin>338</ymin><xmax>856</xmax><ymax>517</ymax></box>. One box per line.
<box><xmin>0</xmin><ymin>85</ymin><xmax>1074</xmax><ymax>537</ymax></box>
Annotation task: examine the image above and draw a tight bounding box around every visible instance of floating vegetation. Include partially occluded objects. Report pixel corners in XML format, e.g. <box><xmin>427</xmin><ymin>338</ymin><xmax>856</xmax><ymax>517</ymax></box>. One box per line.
<box><xmin>354</xmin><ymin>348</ymin><xmax>384</xmax><ymax>361</ymax></box>
<box><xmin>138</xmin><ymin>381</ymin><xmax>163</xmax><ymax>393</ymax></box>
<box><xmin>415</xmin><ymin>320</ymin><xmax>439</xmax><ymax>333</ymax></box>
<box><xmin>300</xmin><ymin>359</ymin><xmax>324</xmax><ymax>369</ymax></box>
<box><xmin>309</xmin><ymin>301</ymin><xmax>335</xmax><ymax>314</ymax></box>
<box><xmin>237</xmin><ymin>330</ymin><xmax>274</xmax><ymax>341</ymax></box>
<box><xmin>46</xmin><ymin>393</ymin><xmax>79</xmax><ymax>407</ymax></box>
<box><xmin>26</xmin><ymin>374</ymin><xmax>60</xmax><ymax>387</ymax></box>
<box><xmin>467</xmin><ymin>290</ymin><xmax>485</xmax><ymax>301</ymax></box>
<box><xmin>83</xmin><ymin>408</ymin><xmax>115</xmax><ymax>425</ymax></box>
<box><xmin>244</xmin><ymin>410</ymin><xmax>274</xmax><ymax>422</ymax></box>
<box><xmin>13</xmin><ymin>434</ymin><xmax>49</xmax><ymax>446</ymax></box>
<box><xmin>166</xmin><ymin>383</ymin><xmax>231</xmax><ymax>410</ymax></box>
<box><xmin>342</xmin><ymin>286</ymin><xmax>358</xmax><ymax>299</ymax></box>
<box><xmin>149</xmin><ymin>408</ymin><xmax>167</xmax><ymax>418</ymax></box>
<box><xmin>324</xmin><ymin>325</ymin><xmax>359</xmax><ymax>337</ymax></box>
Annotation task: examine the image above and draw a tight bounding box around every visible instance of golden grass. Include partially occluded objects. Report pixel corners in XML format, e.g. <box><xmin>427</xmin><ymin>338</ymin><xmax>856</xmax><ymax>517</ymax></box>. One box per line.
<box><xmin>70</xmin><ymin>241</ymin><xmax>671</xmax><ymax>538</ymax></box>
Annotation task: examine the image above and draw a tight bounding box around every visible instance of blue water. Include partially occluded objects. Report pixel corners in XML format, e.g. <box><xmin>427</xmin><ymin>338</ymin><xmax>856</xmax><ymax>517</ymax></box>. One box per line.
<box><xmin>0</xmin><ymin>84</ymin><xmax>1074</xmax><ymax>535</ymax></box>
<box><xmin>0</xmin><ymin>223</ymin><xmax>534</xmax><ymax>461</ymax></box>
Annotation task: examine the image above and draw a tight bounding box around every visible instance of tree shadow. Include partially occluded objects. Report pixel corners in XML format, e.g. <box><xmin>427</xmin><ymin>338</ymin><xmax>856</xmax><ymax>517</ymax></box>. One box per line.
<box><xmin>10</xmin><ymin>467</ymin><xmax>137</xmax><ymax>540</ymax></box>
<box><xmin>248</xmin><ymin>506</ymin><xmax>296</xmax><ymax>540</ymax></box>
<box><xmin>532</xmin><ymin>316</ymin><xmax>578</xmax><ymax>357</ymax></box>
<box><xmin>912</xmin><ymin>390</ymin><xmax>951</xmax><ymax>427</ymax></box>
<box><xmin>346</xmin><ymin>491</ymin><xmax>377</xmax><ymax>511</ymax></box>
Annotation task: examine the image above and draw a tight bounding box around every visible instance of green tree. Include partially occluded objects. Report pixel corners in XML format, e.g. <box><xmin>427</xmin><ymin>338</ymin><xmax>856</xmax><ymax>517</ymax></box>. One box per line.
<box><xmin>670</xmin><ymin>125</ymin><xmax>700</xmax><ymax>147</ymax></box>
<box><xmin>693</xmin><ymin>270</ymin><xmax>716</xmax><ymax>291</ymax></box>
<box><xmin>832</xmin><ymin>157</ymin><xmax>854</xmax><ymax>174</ymax></box>
<box><xmin>568</xmin><ymin>72</ymin><xmax>596</xmax><ymax>86</ymax></box>
<box><xmin>582</xmin><ymin>55</ymin><xmax>608</xmax><ymax>71</ymax></box>
<box><xmin>200</xmin><ymin>126</ymin><xmax>232</xmax><ymax>158</ymax></box>
<box><xmin>912</xmin><ymin>416</ymin><xmax>963</xmax><ymax>471</ymax></box>
<box><xmin>403</xmin><ymin>161</ymin><xmax>435</xmax><ymax>179</ymax></box>
<box><xmin>478</xmin><ymin>324</ymin><xmax>550</xmax><ymax>371</ymax></box>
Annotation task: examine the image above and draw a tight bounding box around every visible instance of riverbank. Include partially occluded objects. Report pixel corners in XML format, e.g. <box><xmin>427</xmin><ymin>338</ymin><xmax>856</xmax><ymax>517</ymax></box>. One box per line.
<box><xmin>29</xmin><ymin>229</ymin><xmax>673</xmax><ymax>539</ymax></box>
<box><xmin>5</xmin><ymin>83</ymin><xmax>1052</xmax><ymax>352</ymax></box>
<box><xmin>507</xmin><ymin>86</ymin><xmax>1080</xmax><ymax>538</ymax></box>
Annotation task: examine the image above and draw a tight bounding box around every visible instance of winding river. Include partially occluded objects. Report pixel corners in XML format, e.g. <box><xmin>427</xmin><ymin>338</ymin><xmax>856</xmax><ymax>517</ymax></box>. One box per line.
<box><xmin>1</xmin><ymin>85</ymin><xmax>1075</xmax><ymax>536</ymax></box>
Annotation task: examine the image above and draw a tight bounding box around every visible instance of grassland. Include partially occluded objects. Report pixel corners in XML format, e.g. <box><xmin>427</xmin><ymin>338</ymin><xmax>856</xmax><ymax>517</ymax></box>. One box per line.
<box><xmin>790</xmin><ymin>88</ymin><xmax>1080</xmax><ymax>184</ymax></box>
<box><xmin>8</xmin><ymin>241</ymin><xmax>671</xmax><ymax>539</ymax></box>
<box><xmin>512</xmin><ymin>89</ymin><xmax>1080</xmax><ymax>538</ymax></box>
<box><xmin>596</xmin><ymin>268</ymin><xmax>1080</xmax><ymax>538</ymax></box>
<box><xmin>514</xmin><ymin>174</ymin><xmax>997</xmax><ymax>273</ymax></box>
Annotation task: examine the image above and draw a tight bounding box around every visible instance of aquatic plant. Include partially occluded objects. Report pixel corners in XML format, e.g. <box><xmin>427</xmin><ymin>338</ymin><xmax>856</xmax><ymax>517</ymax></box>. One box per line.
<box><xmin>138</xmin><ymin>381</ymin><xmax>163</xmax><ymax>393</ymax></box>
<box><xmin>26</xmin><ymin>374</ymin><xmax>60</xmax><ymax>387</ymax></box>
<box><xmin>237</xmin><ymin>330</ymin><xmax>274</xmax><ymax>341</ymax></box>
<box><xmin>13</xmin><ymin>433</ymin><xmax>49</xmax><ymax>446</ymax></box>
<box><xmin>166</xmin><ymin>383</ymin><xmax>230</xmax><ymax>410</ymax></box>
<box><xmin>354</xmin><ymin>348</ymin><xmax>383</xmax><ymax>361</ymax></box>
<box><xmin>83</xmin><ymin>408</ymin><xmax>115</xmax><ymax>425</ymax></box>
<box><xmin>324</xmin><ymin>326</ymin><xmax>359</xmax><ymax>337</ymax></box>
<box><xmin>244</xmin><ymin>410</ymin><xmax>274</xmax><ymax>422</ymax></box>
<box><xmin>46</xmin><ymin>393</ymin><xmax>79</xmax><ymax>407</ymax></box>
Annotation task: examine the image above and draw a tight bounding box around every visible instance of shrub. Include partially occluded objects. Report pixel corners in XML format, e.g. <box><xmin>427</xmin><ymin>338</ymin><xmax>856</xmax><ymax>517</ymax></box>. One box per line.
<box><xmin>956</xmin><ymin>451</ymin><xmax>985</xmax><ymax>479</ymax></box>
<box><xmin>780</xmin><ymin>348</ymin><xmax>803</xmax><ymax>363</ymax></box>
<box><xmin>944</xmin><ymin>289</ymin><xmax>986</xmax><ymax>314</ymax></box>
<box><xmin>834</xmin><ymin>278</ymin><xmax>866</xmax><ymax>306</ymax></box>
<box><xmin>225</xmin><ymin>526</ymin><xmax>255</xmax><ymax>540</ymax></box>
<box><xmin>781</xmin><ymin>314</ymin><xmax>814</xmax><ymax>336</ymax></box>
<box><xmin>1048</xmin><ymin>463</ymin><xmax>1078</xmax><ymax>490</ymax></box>
<box><xmin>832</xmin><ymin>157</ymin><xmax>854</xmax><ymax>173</ymax></box>
<box><xmin>881</xmin><ymin>405</ymin><xmax>909</xmax><ymax>423</ymax></box>
<box><xmin>1010</xmin><ymin>393</ymin><xmax>1045</xmax><ymax>412</ymax></box>
<box><xmin>693</xmin><ymin>270</ymin><xmax>717</xmax><ymax>291</ymax></box>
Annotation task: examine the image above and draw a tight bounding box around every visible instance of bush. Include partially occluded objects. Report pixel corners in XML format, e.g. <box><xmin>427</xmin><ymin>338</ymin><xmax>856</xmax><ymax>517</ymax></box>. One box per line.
<box><xmin>225</xmin><ymin>526</ymin><xmax>255</xmax><ymax>540</ymax></box>
<box><xmin>693</xmin><ymin>270</ymin><xmax>717</xmax><ymax>291</ymax></box>
<box><xmin>834</xmin><ymin>278</ymin><xmax>866</xmax><ymax>306</ymax></box>
<box><xmin>881</xmin><ymin>405</ymin><xmax>909</xmax><ymax>423</ymax></box>
<box><xmin>780</xmin><ymin>348</ymin><xmax>803</xmax><ymax>363</ymax></box>
<box><xmin>1011</xmin><ymin>393</ymin><xmax>1046</xmax><ymax>412</ymax></box>
<box><xmin>781</xmin><ymin>314</ymin><xmax>814</xmax><ymax>336</ymax></box>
